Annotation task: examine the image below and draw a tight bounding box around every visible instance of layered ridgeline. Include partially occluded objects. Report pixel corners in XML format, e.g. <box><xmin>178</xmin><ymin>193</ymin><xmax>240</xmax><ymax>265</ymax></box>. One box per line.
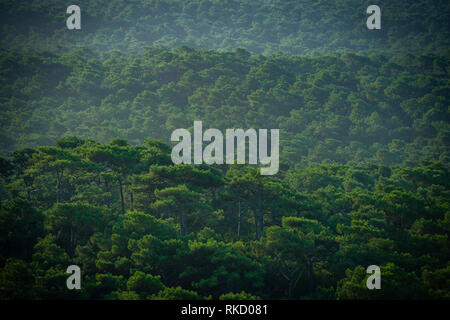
<box><xmin>0</xmin><ymin>0</ymin><xmax>449</xmax><ymax>302</ymax></box>
<box><xmin>0</xmin><ymin>47</ymin><xmax>449</xmax><ymax>167</ymax></box>
<box><xmin>0</xmin><ymin>0</ymin><xmax>449</xmax><ymax>56</ymax></box>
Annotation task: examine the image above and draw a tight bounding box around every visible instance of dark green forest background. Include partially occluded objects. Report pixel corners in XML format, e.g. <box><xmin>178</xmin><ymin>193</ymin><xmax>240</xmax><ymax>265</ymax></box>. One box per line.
<box><xmin>0</xmin><ymin>0</ymin><xmax>449</xmax><ymax>299</ymax></box>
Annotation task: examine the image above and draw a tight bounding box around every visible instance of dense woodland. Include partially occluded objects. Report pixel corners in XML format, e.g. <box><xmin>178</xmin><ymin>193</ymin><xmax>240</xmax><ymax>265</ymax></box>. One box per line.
<box><xmin>0</xmin><ymin>48</ymin><xmax>448</xmax><ymax>167</ymax></box>
<box><xmin>1</xmin><ymin>0</ymin><xmax>449</xmax><ymax>55</ymax></box>
<box><xmin>0</xmin><ymin>137</ymin><xmax>449</xmax><ymax>299</ymax></box>
<box><xmin>0</xmin><ymin>0</ymin><xmax>449</xmax><ymax>300</ymax></box>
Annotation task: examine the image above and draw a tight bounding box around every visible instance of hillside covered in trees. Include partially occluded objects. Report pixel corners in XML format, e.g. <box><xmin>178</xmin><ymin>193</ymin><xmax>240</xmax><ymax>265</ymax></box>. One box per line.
<box><xmin>0</xmin><ymin>47</ymin><xmax>448</xmax><ymax>168</ymax></box>
<box><xmin>0</xmin><ymin>138</ymin><xmax>449</xmax><ymax>299</ymax></box>
<box><xmin>0</xmin><ymin>0</ymin><xmax>449</xmax><ymax>56</ymax></box>
<box><xmin>0</xmin><ymin>0</ymin><xmax>449</xmax><ymax>300</ymax></box>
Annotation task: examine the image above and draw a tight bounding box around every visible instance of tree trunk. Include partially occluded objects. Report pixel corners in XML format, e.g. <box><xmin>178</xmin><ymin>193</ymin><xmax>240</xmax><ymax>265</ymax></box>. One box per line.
<box><xmin>232</xmin><ymin>202</ymin><xmax>236</xmax><ymax>242</ymax></box>
<box><xmin>56</xmin><ymin>181</ymin><xmax>60</xmax><ymax>203</ymax></box>
<box><xmin>237</xmin><ymin>201</ymin><xmax>241</xmax><ymax>240</ymax></box>
<box><xmin>253</xmin><ymin>208</ymin><xmax>259</xmax><ymax>240</ymax></box>
<box><xmin>119</xmin><ymin>180</ymin><xmax>125</xmax><ymax>214</ymax></box>
<box><xmin>257</xmin><ymin>190</ymin><xmax>263</xmax><ymax>238</ymax></box>
<box><xmin>288</xmin><ymin>277</ymin><xmax>294</xmax><ymax>300</ymax></box>
<box><xmin>56</xmin><ymin>168</ymin><xmax>63</xmax><ymax>203</ymax></box>
<box><xmin>130</xmin><ymin>191</ymin><xmax>134</xmax><ymax>211</ymax></box>
<box><xmin>179</xmin><ymin>206</ymin><xmax>187</xmax><ymax>236</ymax></box>
<box><xmin>24</xmin><ymin>178</ymin><xmax>33</xmax><ymax>201</ymax></box>
<box><xmin>308</xmin><ymin>257</ymin><xmax>313</xmax><ymax>297</ymax></box>
<box><xmin>105</xmin><ymin>178</ymin><xmax>110</xmax><ymax>208</ymax></box>
<box><xmin>70</xmin><ymin>226</ymin><xmax>75</xmax><ymax>258</ymax></box>
<box><xmin>281</xmin><ymin>268</ymin><xmax>298</xmax><ymax>300</ymax></box>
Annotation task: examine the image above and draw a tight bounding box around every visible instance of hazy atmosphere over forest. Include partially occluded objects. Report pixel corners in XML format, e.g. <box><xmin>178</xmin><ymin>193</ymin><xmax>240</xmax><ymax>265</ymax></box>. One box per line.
<box><xmin>0</xmin><ymin>0</ymin><xmax>449</xmax><ymax>300</ymax></box>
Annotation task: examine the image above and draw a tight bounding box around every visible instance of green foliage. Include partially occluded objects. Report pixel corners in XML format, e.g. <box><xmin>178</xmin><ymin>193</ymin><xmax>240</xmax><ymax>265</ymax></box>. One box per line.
<box><xmin>336</xmin><ymin>263</ymin><xmax>428</xmax><ymax>299</ymax></box>
<box><xmin>152</xmin><ymin>286</ymin><xmax>203</xmax><ymax>300</ymax></box>
<box><xmin>0</xmin><ymin>1</ymin><xmax>448</xmax><ymax>301</ymax></box>
<box><xmin>0</xmin><ymin>135</ymin><xmax>448</xmax><ymax>300</ymax></box>
<box><xmin>0</xmin><ymin>1</ymin><xmax>448</xmax><ymax>56</ymax></box>
<box><xmin>126</xmin><ymin>271</ymin><xmax>164</xmax><ymax>298</ymax></box>
<box><xmin>219</xmin><ymin>291</ymin><xmax>261</xmax><ymax>300</ymax></box>
<box><xmin>0</xmin><ymin>47</ymin><xmax>448</xmax><ymax>170</ymax></box>
<box><xmin>0</xmin><ymin>198</ymin><xmax>44</xmax><ymax>261</ymax></box>
<box><xmin>0</xmin><ymin>258</ymin><xmax>34</xmax><ymax>299</ymax></box>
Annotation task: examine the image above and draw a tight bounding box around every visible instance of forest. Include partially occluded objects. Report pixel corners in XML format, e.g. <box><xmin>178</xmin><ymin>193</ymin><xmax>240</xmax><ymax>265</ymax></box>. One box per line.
<box><xmin>0</xmin><ymin>48</ymin><xmax>448</xmax><ymax>167</ymax></box>
<box><xmin>0</xmin><ymin>0</ymin><xmax>449</xmax><ymax>56</ymax></box>
<box><xmin>0</xmin><ymin>0</ymin><xmax>449</xmax><ymax>300</ymax></box>
<box><xmin>0</xmin><ymin>137</ymin><xmax>449</xmax><ymax>299</ymax></box>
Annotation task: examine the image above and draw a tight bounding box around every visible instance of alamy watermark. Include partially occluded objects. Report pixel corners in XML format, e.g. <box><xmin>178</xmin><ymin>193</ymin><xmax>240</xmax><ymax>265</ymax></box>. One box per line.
<box><xmin>66</xmin><ymin>265</ymin><xmax>81</xmax><ymax>290</ymax></box>
<box><xmin>66</xmin><ymin>5</ymin><xmax>81</xmax><ymax>30</ymax></box>
<box><xmin>366</xmin><ymin>5</ymin><xmax>381</xmax><ymax>30</ymax></box>
<box><xmin>366</xmin><ymin>265</ymin><xmax>381</xmax><ymax>289</ymax></box>
<box><xmin>170</xmin><ymin>121</ymin><xmax>279</xmax><ymax>175</ymax></box>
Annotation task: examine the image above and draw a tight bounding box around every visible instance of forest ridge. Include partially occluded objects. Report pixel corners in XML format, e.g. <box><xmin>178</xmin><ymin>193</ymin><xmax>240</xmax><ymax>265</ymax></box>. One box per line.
<box><xmin>1</xmin><ymin>0</ymin><xmax>449</xmax><ymax>55</ymax></box>
<box><xmin>0</xmin><ymin>0</ymin><xmax>449</xmax><ymax>300</ymax></box>
<box><xmin>0</xmin><ymin>47</ymin><xmax>448</xmax><ymax>168</ymax></box>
